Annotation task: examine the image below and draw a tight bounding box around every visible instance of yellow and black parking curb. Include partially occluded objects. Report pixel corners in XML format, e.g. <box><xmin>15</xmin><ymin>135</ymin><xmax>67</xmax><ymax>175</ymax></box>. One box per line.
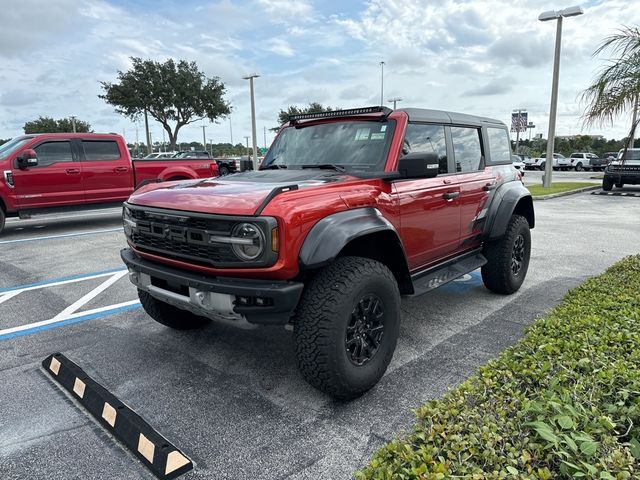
<box><xmin>42</xmin><ymin>353</ymin><xmax>193</xmax><ymax>480</ymax></box>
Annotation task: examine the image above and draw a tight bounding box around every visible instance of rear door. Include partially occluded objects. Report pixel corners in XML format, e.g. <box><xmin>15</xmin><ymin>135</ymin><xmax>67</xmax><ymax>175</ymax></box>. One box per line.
<box><xmin>449</xmin><ymin>125</ymin><xmax>495</xmax><ymax>249</ymax></box>
<box><xmin>394</xmin><ymin>123</ymin><xmax>460</xmax><ymax>271</ymax></box>
<box><xmin>11</xmin><ymin>138</ymin><xmax>83</xmax><ymax>208</ymax></box>
<box><xmin>79</xmin><ymin>138</ymin><xmax>134</xmax><ymax>202</ymax></box>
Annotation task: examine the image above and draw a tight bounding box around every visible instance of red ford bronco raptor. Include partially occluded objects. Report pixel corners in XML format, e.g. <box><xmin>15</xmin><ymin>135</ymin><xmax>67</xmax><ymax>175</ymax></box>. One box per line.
<box><xmin>121</xmin><ymin>106</ymin><xmax>534</xmax><ymax>399</ymax></box>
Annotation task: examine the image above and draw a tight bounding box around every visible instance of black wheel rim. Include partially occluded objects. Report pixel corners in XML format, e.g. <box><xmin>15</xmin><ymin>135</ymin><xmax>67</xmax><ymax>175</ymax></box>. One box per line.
<box><xmin>345</xmin><ymin>294</ymin><xmax>384</xmax><ymax>366</ymax></box>
<box><xmin>511</xmin><ymin>234</ymin><xmax>525</xmax><ymax>275</ymax></box>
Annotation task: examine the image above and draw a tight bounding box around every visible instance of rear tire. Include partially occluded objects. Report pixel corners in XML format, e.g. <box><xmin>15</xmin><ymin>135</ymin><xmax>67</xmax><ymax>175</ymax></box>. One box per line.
<box><xmin>293</xmin><ymin>256</ymin><xmax>400</xmax><ymax>400</ymax></box>
<box><xmin>602</xmin><ymin>178</ymin><xmax>613</xmax><ymax>191</ymax></box>
<box><xmin>481</xmin><ymin>215</ymin><xmax>531</xmax><ymax>295</ymax></box>
<box><xmin>219</xmin><ymin>165</ymin><xmax>230</xmax><ymax>176</ymax></box>
<box><xmin>138</xmin><ymin>289</ymin><xmax>211</xmax><ymax>330</ymax></box>
<box><xmin>0</xmin><ymin>208</ymin><xmax>5</xmax><ymax>235</ymax></box>
<box><xmin>539</xmin><ymin>162</ymin><xmax>545</xmax><ymax>171</ymax></box>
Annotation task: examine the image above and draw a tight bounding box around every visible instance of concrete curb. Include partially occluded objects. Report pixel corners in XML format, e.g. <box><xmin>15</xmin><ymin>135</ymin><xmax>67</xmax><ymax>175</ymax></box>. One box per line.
<box><xmin>532</xmin><ymin>185</ymin><xmax>601</xmax><ymax>201</ymax></box>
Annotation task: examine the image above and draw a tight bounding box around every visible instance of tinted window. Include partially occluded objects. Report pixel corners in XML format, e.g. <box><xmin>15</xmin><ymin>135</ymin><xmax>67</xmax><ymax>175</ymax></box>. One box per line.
<box><xmin>83</xmin><ymin>141</ymin><xmax>120</xmax><ymax>160</ymax></box>
<box><xmin>486</xmin><ymin>127</ymin><xmax>511</xmax><ymax>165</ymax></box>
<box><xmin>403</xmin><ymin>123</ymin><xmax>448</xmax><ymax>174</ymax></box>
<box><xmin>451</xmin><ymin>127</ymin><xmax>482</xmax><ymax>172</ymax></box>
<box><xmin>0</xmin><ymin>137</ymin><xmax>33</xmax><ymax>159</ymax></box>
<box><xmin>34</xmin><ymin>141</ymin><xmax>73</xmax><ymax>167</ymax></box>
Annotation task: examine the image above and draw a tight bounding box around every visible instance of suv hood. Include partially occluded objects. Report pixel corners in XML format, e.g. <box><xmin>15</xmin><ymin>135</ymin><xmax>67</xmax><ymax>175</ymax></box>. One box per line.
<box><xmin>128</xmin><ymin>169</ymin><xmax>359</xmax><ymax>215</ymax></box>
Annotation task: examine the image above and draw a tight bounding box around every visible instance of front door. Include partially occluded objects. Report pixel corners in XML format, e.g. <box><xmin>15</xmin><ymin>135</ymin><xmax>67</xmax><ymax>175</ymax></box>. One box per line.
<box><xmin>394</xmin><ymin>123</ymin><xmax>460</xmax><ymax>271</ymax></box>
<box><xmin>11</xmin><ymin>139</ymin><xmax>84</xmax><ymax>209</ymax></box>
<box><xmin>79</xmin><ymin>138</ymin><xmax>134</xmax><ymax>203</ymax></box>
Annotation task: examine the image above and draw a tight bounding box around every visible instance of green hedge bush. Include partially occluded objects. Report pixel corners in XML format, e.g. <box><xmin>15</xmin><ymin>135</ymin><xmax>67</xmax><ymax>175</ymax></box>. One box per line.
<box><xmin>356</xmin><ymin>255</ymin><xmax>640</xmax><ymax>479</ymax></box>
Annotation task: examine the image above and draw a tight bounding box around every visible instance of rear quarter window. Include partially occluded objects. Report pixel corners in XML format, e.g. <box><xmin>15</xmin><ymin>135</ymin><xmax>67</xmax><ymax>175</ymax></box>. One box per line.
<box><xmin>486</xmin><ymin>127</ymin><xmax>511</xmax><ymax>165</ymax></box>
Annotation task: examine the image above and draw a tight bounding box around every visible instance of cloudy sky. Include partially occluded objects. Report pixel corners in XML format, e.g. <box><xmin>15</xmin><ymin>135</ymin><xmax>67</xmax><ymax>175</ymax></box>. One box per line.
<box><xmin>1</xmin><ymin>0</ymin><xmax>638</xmax><ymax>147</ymax></box>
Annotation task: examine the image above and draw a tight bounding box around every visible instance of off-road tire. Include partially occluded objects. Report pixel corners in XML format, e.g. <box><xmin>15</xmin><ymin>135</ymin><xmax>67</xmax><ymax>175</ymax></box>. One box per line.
<box><xmin>138</xmin><ymin>289</ymin><xmax>211</xmax><ymax>330</ymax></box>
<box><xmin>615</xmin><ymin>182</ymin><xmax>624</xmax><ymax>189</ymax></box>
<box><xmin>293</xmin><ymin>256</ymin><xmax>400</xmax><ymax>400</ymax></box>
<box><xmin>602</xmin><ymin>178</ymin><xmax>613</xmax><ymax>191</ymax></box>
<box><xmin>0</xmin><ymin>208</ymin><xmax>5</xmax><ymax>235</ymax></box>
<box><xmin>481</xmin><ymin>215</ymin><xmax>531</xmax><ymax>295</ymax></box>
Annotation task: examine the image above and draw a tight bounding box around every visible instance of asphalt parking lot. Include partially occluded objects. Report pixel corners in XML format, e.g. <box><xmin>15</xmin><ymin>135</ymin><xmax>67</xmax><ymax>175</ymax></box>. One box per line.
<box><xmin>1</xmin><ymin>188</ymin><xmax>640</xmax><ymax>480</ymax></box>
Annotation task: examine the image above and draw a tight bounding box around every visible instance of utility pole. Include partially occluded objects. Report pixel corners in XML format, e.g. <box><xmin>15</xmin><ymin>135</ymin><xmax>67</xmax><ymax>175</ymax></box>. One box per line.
<box><xmin>244</xmin><ymin>136</ymin><xmax>250</xmax><ymax>153</ymax></box>
<box><xmin>162</xmin><ymin>129</ymin><xmax>166</xmax><ymax>152</ymax></box>
<box><xmin>263</xmin><ymin>126</ymin><xmax>267</xmax><ymax>149</ymax></box>
<box><xmin>209</xmin><ymin>138</ymin><xmax>213</xmax><ymax>156</ymax></box>
<box><xmin>243</xmin><ymin>73</ymin><xmax>260</xmax><ymax>171</ymax></box>
<box><xmin>388</xmin><ymin>97</ymin><xmax>402</xmax><ymax>109</ymax></box>
<box><xmin>229</xmin><ymin>118</ymin><xmax>234</xmax><ymax>145</ymax></box>
<box><xmin>135</xmin><ymin>126</ymin><xmax>139</xmax><ymax>157</ymax></box>
<box><xmin>202</xmin><ymin>125</ymin><xmax>207</xmax><ymax>151</ymax></box>
<box><xmin>70</xmin><ymin>115</ymin><xmax>77</xmax><ymax>133</ymax></box>
<box><xmin>629</xmin><ymin>95</ymin><xmax>639</xmax><ymax>150</ymax></box>
<box><xmin>527</xmin><ymin>122</ymin><xmax>536</xmax><ymax>141</ymax></box>
<box><xmin>379</xmin><ymin>61</ymin><xmax>385</xmax><ymax>106</ymax></box>
<box><xmin>144</xmin><ymin>108</ymin><xmax>151</xmax><ymax>153</ymax></box>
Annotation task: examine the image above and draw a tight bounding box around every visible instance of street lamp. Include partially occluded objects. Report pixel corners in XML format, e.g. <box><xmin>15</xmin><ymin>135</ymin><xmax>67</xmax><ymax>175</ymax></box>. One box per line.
<box><xmin>379</xmin><ymin>61</ymin><xmax>385</xmax><ymax>106</ymax></box>
<box><xmin>527</xmin><ymin>121</ymin><xmax>536</xmax><ymax>141</ymax></box>
<box><xmin>70</xmin><ymin>115</ymin><xmax>77</xmax><ymax>133</ymax></box>
<box><xmin>243</xmin><ymin>73</ymin><xmax>260</xmax><ymax>171</ymax></box>
<box><xmin>539</xmin><ymin>5</ymin><xmax>584</xmax><ymax>187</ymax></box>
<box><xmin>388</xmin><ymin>97</ymin><xmax>403</xmax><ymax>109</ymax></box>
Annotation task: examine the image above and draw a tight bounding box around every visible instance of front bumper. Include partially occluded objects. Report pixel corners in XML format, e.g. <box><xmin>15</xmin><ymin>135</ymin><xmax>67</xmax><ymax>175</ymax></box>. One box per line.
<box><xmin>121</xmin><ymin>248</ymin><xmax>304</xmax><ymax>326</ymax></box>
<box><xmin>604</xmin><ymin>170</ymin><xmax>640</xmax><ymax>184</ymax></box>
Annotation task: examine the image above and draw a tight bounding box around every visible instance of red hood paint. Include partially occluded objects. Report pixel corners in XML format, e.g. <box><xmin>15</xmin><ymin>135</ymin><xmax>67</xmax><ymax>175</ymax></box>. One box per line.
<box><xmin>127</xmin><ymin>174</ymin><xmax>359</xmax><ymax>216</ymax></box>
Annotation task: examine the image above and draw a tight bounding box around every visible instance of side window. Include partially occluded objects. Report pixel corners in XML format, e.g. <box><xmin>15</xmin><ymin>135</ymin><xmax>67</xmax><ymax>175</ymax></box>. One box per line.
<box><xmin>486</xmin><ymin>127</ymin><xmax>511</xmax><ymax>165</ymax></box>
<box><xmin>403</xmin><ymin>123</ymin><xmax>448</xmax><ymax>174</ymax></box>
<box><xmin>451</xmin><ymin>127</ymin><xmax>482</xmax><ymax>173</ymax></box>
<box><xmin>34</xmin><ymin>141</ymin><xmax>73</xmax><ymax>167</ymax></box>
<box><xmin>82</xmin><ymin>141</ymin><xmax>121</xmax><ymax>160</ymax></box>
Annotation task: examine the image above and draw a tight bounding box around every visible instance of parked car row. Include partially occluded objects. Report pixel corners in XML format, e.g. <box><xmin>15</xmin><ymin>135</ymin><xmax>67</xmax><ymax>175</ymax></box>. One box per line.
<box><xmin>522</xmin><ymin>152</ymin><xmax>615</xmax><ymax>172</ymax></box>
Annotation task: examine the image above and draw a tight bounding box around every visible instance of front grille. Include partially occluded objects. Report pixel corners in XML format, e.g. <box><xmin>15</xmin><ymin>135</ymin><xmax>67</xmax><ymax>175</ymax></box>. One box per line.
<box><xmin>125</xmin><ymin>206</ymin><xmax>273</xmax><ymax>267</ymax></box>
<box><xmin>609</xmin><ymin>165</ymin><xmax>640</xmax><ymax>172</ymax></box>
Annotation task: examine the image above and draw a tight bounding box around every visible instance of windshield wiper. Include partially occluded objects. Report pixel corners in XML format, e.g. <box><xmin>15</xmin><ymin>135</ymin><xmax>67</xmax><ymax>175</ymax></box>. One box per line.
<box><xmin>300</xmin><ymin>164</ymin><xmax>346</xmax><ymax>172</ymax></box>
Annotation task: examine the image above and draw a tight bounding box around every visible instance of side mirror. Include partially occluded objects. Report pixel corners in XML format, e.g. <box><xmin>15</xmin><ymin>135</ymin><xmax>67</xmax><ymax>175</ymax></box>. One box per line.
<box><xmin>17</xmin><ymin>149</ymin><xmax>38</xmax><ymax>169</ymax></box>
<box><xmin>398</xmin><ymin>152</ymin><xmax>439</xmax><ymax>179</ymax></box>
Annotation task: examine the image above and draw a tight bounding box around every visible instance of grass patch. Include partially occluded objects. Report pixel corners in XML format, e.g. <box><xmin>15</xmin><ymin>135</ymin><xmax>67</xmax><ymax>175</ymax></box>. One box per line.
<box><xmin>527</xmin><ymin>182</ymin><xmax>598</xmax><ymax>197</ymax></box>
<box><xmin>356</xmin><ymin>255</ymin><xmax>640</xmax><ymax>479</ymax></box>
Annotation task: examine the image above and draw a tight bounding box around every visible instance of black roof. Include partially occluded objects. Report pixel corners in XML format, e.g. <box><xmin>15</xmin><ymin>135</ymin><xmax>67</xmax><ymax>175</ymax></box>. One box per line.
<box><xmin>398</xmin><ymin>108</ymin><xmax>505</xmax><ymax>128</ymax></box>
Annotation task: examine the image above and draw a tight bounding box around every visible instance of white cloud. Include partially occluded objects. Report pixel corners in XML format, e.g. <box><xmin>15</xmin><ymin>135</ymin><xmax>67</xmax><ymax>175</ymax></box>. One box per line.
<box><xmin>266</xmin><ymin>38</ymin><xmax>295</xmax><ymax>57</ymax></box>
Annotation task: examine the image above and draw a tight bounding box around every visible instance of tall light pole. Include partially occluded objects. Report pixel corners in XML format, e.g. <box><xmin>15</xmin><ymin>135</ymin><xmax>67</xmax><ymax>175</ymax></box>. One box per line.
<box><xmin>70</xmin><ymin>115</ymin><xmax>77</xmax><ymax>133</ymax></box>
<box><xmin>229</xmin><ymin>117</ymin><xmax>234</xmax><ymax>145</ymax></box>
<box><xmin>202</xmin><ymin>125</ymin><xmax>207</xmax><ymax>151</ymax></box>
<box><xmin>388</xmin><ymin>97</ymin><xmax>402</xmax><ymax>109</ymax></box>
<box><xmin>379</xmin><ymin>61</ymin><xmax>385</xmax><ymax>106</ymax></box>
<box><xmin>243</xmin><ymin>73</ymin><xmax>260</xmax><ymax>171</ymax></box>
<box><xmin>527</xmin><ymin>121</ymin><xmax>536</xmax><ymax>141</ymax></box>
<box><xmin>539</xmin><ymin>5</ymin><xmax>584</xmax><ymax>187</ymax></box>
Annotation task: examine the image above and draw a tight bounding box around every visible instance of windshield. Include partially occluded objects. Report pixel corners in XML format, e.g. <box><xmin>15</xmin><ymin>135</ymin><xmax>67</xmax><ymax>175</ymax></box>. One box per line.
<box><xmin>261</xmin><ymin>120</ymin><xmax>396</xmax><ymax>172</ymax></box>
<box><xmin>0</xmin><ymin>137</ymin><xmax>33</xmax><ymax>159</ymax></box>
<box><xmin>618</xmin><ymin>149</ymin><xmax>640</xmax><ymax>163</ymax></box>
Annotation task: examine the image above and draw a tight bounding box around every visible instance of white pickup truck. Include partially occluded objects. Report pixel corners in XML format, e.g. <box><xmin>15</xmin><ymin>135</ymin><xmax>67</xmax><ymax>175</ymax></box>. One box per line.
<box><xmin>523</xmin><ymin>152</ymin><xmax>563</xmax><ymax>170</ymax></box>
<box><xmin>562</xmin><ymin>152</ymin><xmax>602</xmax><ymax>171</ymax></box>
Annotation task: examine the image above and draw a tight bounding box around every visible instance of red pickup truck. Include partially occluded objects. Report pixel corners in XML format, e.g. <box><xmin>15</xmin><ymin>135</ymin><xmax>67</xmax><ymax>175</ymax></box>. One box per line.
<box><xmin>0</xmin><ymin>133</ymin><xmax>219</xmax><ymax>233</ymax></box>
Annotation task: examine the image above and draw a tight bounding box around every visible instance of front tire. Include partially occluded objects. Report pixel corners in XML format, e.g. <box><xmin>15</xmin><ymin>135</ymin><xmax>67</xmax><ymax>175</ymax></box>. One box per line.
<box><xmin>0</xmin><ymin>208</ymin><xmax>5</xmax><ymax>235</ymax></box>
<box><xmin>138</xmin><ymin>290</ymin><xmax>211</xmax><ymax>330</ymax></box>
<box><xmin>615</xmin><ymin>182</ymin><xmax>624</xmax><ymax>189</ymax></box>
<box><xmin>293</xmin><ymin>256</ymin><xmax>400</xmax><ymax>400</ymax></box>
<box><xmin>575</xmin><ymin>162</ymin><xmax>584</xmax><ymax>171</ymax></box>
<box><xmin>481</xmin><ymin>215</ymin><xmax>531</xmax><ymax>295</ymax></box>
<box><xmin>539</xmin><ymin>162</ymin><xmax>545</xmax><ymax>171</ymax></box>
<box><xmin>602</xmin><ymin>178</ymin><xmax>613</xmax><ymax>191</ymax></box>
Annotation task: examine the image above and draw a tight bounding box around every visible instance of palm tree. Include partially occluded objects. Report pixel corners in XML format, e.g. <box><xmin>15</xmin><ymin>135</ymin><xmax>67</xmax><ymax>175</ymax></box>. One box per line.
<box><xmin>582</xmin><ymin>26</ymin><xmax>640</xmax><ymax>150</ymax></box>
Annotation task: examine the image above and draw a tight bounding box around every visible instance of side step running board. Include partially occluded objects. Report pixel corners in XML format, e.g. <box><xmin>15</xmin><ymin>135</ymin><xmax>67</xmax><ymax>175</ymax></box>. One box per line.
<box><xmin>410</xmin><ymin>252</ymin><xmax>486</xmax><ymax>296</ymax></box>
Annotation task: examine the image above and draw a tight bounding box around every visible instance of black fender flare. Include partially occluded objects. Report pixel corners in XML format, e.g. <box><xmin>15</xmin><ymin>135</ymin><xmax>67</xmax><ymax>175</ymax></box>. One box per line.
<box><xmin>484</xmin><ymin>182</ymin><xmax>534</xmax><ymax>241</ymax></box>
<box><xmin>299</xmin><ymin>207</ymin><xmax>406</xmax><ymax>269</ymax></box>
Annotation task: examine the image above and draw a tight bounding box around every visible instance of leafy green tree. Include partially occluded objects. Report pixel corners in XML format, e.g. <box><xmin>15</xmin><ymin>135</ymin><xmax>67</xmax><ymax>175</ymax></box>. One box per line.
<box><xmin>100</xmin><ymin>57</ymin><xmax>231</xmax><ymax>151</ymax></box>
<box><xmin>274</xmin><ymin>102</ymin><xmax>336</xmax><ymax>130</ymax></box>
<box><xmin>23</xmin><ymin>116</ymin><xmax>92</xmax><ymax>134</ymax></box>
<box><xmin>582</xmin><ymin>26</ymin><xmax>640</xmax><ymax>149</ymax></box>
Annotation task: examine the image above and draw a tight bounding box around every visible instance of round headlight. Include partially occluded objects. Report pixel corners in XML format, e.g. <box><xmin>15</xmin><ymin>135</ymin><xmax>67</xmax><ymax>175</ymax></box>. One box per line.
<box><xmin>231</xmin><ymin>223</ymin><xmax>264</xmax><ymax>261</ymax></box>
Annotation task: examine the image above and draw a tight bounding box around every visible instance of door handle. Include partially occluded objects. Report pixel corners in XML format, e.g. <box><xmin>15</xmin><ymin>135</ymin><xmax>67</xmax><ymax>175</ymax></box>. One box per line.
<box><xmin>66</xmin><ymin>168</ymin><xmax>80</xmax><ymax>175</ymax></box>
<box><xmin>483</xmin><ymin>183</ymin><xmax>497</xmax><ymax>191</ymax></box>
<box><xmin>114</xmin><ymin>166</ymin><xmax>129</xmax><ymax>173</ymax></box>
<box><xmin>442</xmin><ymin>191</ymin><xmax>460</xmax><ymax>201</ymax></box>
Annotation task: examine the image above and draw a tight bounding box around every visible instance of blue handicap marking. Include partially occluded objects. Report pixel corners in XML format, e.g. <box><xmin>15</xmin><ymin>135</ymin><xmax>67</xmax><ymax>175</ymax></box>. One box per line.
<box><xmin>440</xmin><ymin>270</ymin><xmax>483</xmax><ymax>293</ymax></box>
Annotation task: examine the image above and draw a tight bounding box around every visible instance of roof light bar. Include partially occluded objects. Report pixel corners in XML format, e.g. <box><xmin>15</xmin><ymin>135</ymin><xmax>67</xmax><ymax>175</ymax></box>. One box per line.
<box><xmin>289</xmin><ymin>106</ymin><xmax>392</xmax><ymax>123</ymax></box>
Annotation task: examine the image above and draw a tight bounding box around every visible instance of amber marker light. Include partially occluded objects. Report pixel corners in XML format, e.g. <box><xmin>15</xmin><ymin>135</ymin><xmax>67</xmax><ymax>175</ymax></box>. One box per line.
<box><xmin>271</xmin><ymin>228</ymin><xmax>279</xmax><ymax>252</ymax></box>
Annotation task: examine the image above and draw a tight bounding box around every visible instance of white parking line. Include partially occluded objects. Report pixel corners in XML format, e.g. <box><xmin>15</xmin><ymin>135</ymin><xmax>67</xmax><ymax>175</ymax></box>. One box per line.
<box><xmin>0</xmin><ymin>227</ymin><xmax>123</xmax><ymax>244</ymax></box>
<box><xmin>0</xmin><ymin>300</ymin><xmax>140</xmax><ymax>339</ymax></box>
<box><xmin>0</xmin><ymin>291</ymin><xmax>21</xmax><ymax>305</ymax></box>
<box><xmin>54</xmin><ymin>270</ymin><xmax>128</xmax><ymax>319</ymax></box>
<box><xmin>0</xmin><ymin>268</ymin><xmax>127</xmax><ymax>295</ymax></box>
